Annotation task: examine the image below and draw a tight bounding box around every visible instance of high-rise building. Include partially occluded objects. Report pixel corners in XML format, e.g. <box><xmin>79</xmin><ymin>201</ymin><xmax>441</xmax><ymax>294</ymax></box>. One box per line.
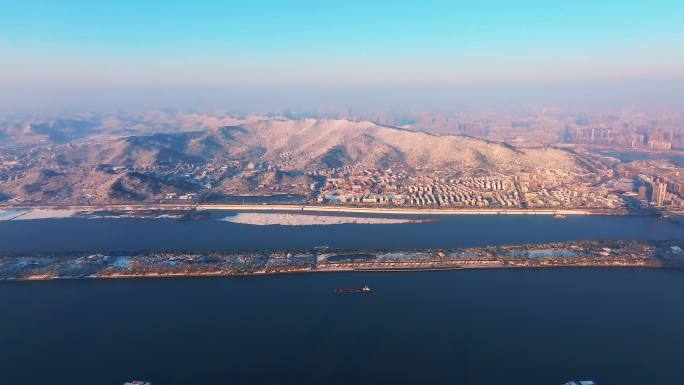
<box><xmin>651</xmin><ymin>181</ymin><xmax>667</xmax><ymax>206</ymax></box>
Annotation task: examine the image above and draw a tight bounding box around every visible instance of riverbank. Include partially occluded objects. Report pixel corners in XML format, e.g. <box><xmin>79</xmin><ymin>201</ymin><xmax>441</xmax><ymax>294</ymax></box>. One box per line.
<box><xmin>1</xmin><ymin>263</ymin><xmax>666</xmax><ymax>282</ymax></box>
<box><xmin>2</xmin><ymin>240</ymin><xmax>682</xmax><ymax>282</ymax></box>
<box><xmin>0</xmin><ymin>203</ymin><xmax>633</xmax><ymax>217</ymax></box>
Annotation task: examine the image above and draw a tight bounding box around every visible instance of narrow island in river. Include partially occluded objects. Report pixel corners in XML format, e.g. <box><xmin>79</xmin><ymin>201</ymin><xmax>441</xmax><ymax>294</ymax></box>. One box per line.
<box><xmin>1</xmin><ymin>240</ymin><xmax>683</xmax><ymax>281</ymax></box>
<box><xmin>220</xmin><ymin>212</ymin><xmax>431</xmax><ymax>226</ymax></box>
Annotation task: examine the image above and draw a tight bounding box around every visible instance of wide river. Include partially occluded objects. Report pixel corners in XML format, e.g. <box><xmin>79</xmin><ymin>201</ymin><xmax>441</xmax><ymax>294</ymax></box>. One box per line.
<box><xmin>0</xmin><ymin>213</ymin><xmax>682</xmax><ymax>253</ymax></box>
<box><xmin>2</xmin><ymin>269</ymin><xmax>684</xmax><ymax>385</ymax></box>
<box><xmin>2</xmin><ymin>214</ymin><xmax>684</xmax><ymax>385</ymax></box>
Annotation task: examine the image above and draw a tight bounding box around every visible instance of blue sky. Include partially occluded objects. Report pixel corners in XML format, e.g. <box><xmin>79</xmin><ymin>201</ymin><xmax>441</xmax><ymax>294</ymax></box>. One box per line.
<box><xmin>1</xmin><ymin>0</ymin><xmax>683</xmax><ymax>87</ymax></box>
<box><xmin>1</xmin><ymin>1</ymin><xmax>684</xmax><ymax>113</ymax></box>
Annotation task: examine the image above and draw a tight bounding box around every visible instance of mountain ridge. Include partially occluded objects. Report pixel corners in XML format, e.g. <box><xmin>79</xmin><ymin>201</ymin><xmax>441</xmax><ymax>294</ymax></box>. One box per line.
<box><xmin>58</xmin><ymin>118</ymin><xmax>582</xmax><ymax>173</ymax></box>
<box><xmin>0</xmin><ymin>119</ymin><xmax>586</xmax><ymax>204</ymax></box>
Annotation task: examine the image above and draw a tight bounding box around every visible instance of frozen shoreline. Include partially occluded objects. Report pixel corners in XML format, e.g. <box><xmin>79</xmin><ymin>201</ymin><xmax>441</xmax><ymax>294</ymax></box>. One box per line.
<box><xmin>1</xmin><ymin>204</ymin><xmax>622</xmax><ymax>217</ymax></box>
<box><xmin>0</xmin><ymin>209</ymin><xmax>78</xmax><ymax>221</ymax></box>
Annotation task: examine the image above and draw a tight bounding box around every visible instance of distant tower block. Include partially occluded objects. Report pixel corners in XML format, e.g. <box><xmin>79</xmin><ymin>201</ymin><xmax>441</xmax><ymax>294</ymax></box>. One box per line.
<box><xmin>651</xmin><ymin>181</ymin><xmax>667</xmax><ymax>206</ymax></box>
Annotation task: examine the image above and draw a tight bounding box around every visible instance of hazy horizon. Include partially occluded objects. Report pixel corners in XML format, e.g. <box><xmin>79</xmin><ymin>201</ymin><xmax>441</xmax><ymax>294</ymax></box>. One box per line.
<box><xmin>2</xmin><ymin>80</ymin><xmax>684</xmax><ymax>116</ymax></box>
<box><xmin>2</xmin><ymin>0</ymin><xmax>683</xmax><ymax>113</ymax></box>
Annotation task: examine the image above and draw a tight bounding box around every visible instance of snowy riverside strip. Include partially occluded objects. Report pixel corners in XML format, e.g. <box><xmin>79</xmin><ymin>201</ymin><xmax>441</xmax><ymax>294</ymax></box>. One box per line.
<box><xmin>2</xmin><ymin>240</ymin><xmax>684</xmax><ymax>281</ymax></box>
<box><xmin>1</xmin><ymin>204</ymin><xmax>616</xmax><ymax>218</ymax></box>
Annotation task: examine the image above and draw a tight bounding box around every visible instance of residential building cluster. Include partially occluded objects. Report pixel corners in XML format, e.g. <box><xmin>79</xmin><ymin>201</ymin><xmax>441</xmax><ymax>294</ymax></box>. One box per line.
<box><xmin>313</xmin><ymin>165</ymin><xmax>626</xmax><ymax>210</ymax></box>
<box><xmin>619</xmin><ymin>160</ymin><xmax>684</xmax><ymax>208</ymax></box>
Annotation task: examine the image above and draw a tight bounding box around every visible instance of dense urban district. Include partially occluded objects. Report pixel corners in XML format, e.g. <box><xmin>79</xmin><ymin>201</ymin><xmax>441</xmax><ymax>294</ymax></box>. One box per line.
<box><xmin>1</xmin><ymin>110</ymin><xmax>684</xmax><ymax>215</ymax></box>
<box><xmin>2</xmin><ymin>240</ymin><xmax>684</xmax><ymax>281</ymax></box>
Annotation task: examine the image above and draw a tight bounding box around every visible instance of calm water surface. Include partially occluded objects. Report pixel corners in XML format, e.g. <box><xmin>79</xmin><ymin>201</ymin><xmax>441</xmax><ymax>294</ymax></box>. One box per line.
<box><xmin>2</xmin><ymin>215</ymin><xmax>684</xmax><ymax>385</ymax></box>
<box><xmin>596</xmin><ymin>150</ymin><xmax>684</xmax><ymax>166</ymax></box>
<box><xmin>2</xmin><ymin>269</ymin><xmax>684</xmax><ymax>385</ymax></box>
<box><xmin>0</xmin><ymin>214</ymin><xmax>682</xmax><ymax>253</ymax></box>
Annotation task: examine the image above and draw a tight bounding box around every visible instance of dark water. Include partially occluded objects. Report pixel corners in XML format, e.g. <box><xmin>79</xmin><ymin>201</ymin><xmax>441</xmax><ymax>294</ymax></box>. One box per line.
<box><xmin>2</xmin><ymin>269</ymin><xmax>684</xmax><ymax>385</ymax></box>
<box><xmin>596</xmin><ymin>150</ymin><xmax>684</xmax><ymax>166</ymax></box>
<box><xmin>0</xmin><ymin>214</ymin><xmax>682</xmax><ymax>253</ymax></box>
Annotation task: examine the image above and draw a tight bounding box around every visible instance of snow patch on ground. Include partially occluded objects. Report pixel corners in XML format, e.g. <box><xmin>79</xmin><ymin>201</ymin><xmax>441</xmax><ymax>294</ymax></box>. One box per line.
<box><xmin>111</xmin><ymin>256</ymin><xmax>132</xmax><ymax>269</ymax></box>
<box><xmin>0</xmin><ymin>209</ymin><xmax>29</xmax><ymax>221</ymax></box>
<box><xmin>220</xmin><ymin>212</ymin><xmax>426</xmax><ymax>226</ymax></box>
<box><xmin>12</xmin><ymin>209</ymin><xmax>78</xmax><ymax>220</ymax></box>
